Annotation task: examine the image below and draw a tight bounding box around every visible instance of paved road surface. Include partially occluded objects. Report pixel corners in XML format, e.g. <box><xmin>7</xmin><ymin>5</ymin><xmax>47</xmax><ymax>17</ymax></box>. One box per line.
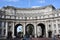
<box><xmin>0</xmin><ymin>38</ymin><xmax>60</xmax><ymax>40</ymax></box>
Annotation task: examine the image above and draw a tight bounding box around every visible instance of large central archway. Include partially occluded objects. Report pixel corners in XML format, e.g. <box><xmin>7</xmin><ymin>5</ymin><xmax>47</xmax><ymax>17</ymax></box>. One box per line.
<box><xmin>14</xmin><ymin>24</ymin><xmax>23</xmax><ymax>37</ymax></box>
<box><xmin>37</xmin><ymin>23</ymin><xmax>45</xmax><ymax>38</ymax></box>
<box><xmin>25</xmin><ymin>24</ymin><xmax>34</xmax><ymax>37</ymax></box>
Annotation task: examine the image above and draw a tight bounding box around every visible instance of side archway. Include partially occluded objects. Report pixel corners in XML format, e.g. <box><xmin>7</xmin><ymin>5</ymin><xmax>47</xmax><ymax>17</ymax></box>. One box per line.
<box><xmin>25</xmin><ymin>24</ymin><xmax>34</xmax><ymax>37</ymax></box>
<box><xmin>37</xmin><ymin>23</ymin><xmax>46</xmax><ymax>38</ymax></box>
<box><xmin>48</xmin><ymin>31</ymin><xmax>52</xmax><ymax>38</ymax></box>
<box><xmin>14</xmin><ymin>24</ymin><xmax>23</xmax><ymax>37</ymax></box>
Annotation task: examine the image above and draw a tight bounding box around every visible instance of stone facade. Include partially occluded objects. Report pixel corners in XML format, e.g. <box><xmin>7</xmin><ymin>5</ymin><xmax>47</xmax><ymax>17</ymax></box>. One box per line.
<box><xmin>0</xmin><ymin>5</ymin><xmax>60</xmax><ymax>38</ymax></box>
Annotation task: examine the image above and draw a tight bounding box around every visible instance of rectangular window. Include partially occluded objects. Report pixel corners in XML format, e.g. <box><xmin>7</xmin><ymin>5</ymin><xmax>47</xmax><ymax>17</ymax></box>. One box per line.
<box><xmin>54</xmin><ymin>30</ymin><xmax>56</xmax><ymax>33</ymax></box>
<box><xmin>4</xmin><ymin>29</ymin><xmax>6</xmax><ymax>35</ymax></box>
<box><xmin>0</xmin><ymin>15</ymin><xmax>2</xmax><ymax>18</ymax></box>
<box><xmin>0</xmin><ymin>21</ymin><xmax>2</xmax><ymax>27</ymax></box>
<box><xmin>49</xmin><ymin>14</ymin><xmax>53</xmax><ymax>17</ymax></box>
<box><xmin>2</xmin><ymin>15</ymin><xmax>4</xmax><ymax>18</ymax></box>
<box><xmin>54</xmin><ymin>14</ymin><xmax>57</xmax><ymax>17</ymax></box>
<box><xmin>54</xmin><ymin>24</ymin><xmax>56</xmax><ymax>28</ymax></box>
<box><xmin>2</xmin><ymin>22</ymin><xmax>4</xmax><ymax>27</ymax></box>
<box><xmin>49</xmin><ymin>25</ymin><xmax>51</xmax><ymax>28</ymax></box>
<box><xmin>59</xmin><ymin>13</ymin><xmax>60</xmax><ymax>16</ymax></box>
<box><xmin>6</xmin><ymin>16</ymin><xmax>10</xmax><ymax>18</ymax></box>
<box><xmin>59</xmin><ymin>30</ymin><xmax>60</xmax><ymax>33</ymax></box>
<box><xmin>58</xmin><ymin>24</ymin><xmax>60</xmax><ymax>28</ymax></box>
<box><xmin>11</xmin><ymin>16</ymin><xmax>15</xmax><ymax>19</ymax></box>
<box><xmin>4</xmin><ymin>22</ymin><xmax>6</xmax><ymax>28</ymax></box>
<box><xmin>0</xmin><ymin>29</ymin><xmax>2</xmax><ymax>35</ymax></box>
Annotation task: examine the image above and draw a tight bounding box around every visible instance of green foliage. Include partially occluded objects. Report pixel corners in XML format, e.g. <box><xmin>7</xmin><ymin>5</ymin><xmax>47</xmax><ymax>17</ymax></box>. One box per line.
<box><xmin>28</xmin><ymin>25</ymin><xmax>33</xmax><ymax>35</ymax></box>
<box><xmin>18</xmin><ymin>32</ymin><xmax>23</xmax><ymax>38</ymax></box>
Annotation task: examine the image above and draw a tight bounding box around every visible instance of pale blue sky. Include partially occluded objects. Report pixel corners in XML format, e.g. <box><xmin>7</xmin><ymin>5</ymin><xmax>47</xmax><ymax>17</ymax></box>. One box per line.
<box><xmin>17</xmin><ymin>26</ymin><xmax>22</xmax><ymax>32</ymax></box>
<box><xmin>0</xmin><ymin>0</ymin><xmax>60</xmax><ymax>8</ymax></box>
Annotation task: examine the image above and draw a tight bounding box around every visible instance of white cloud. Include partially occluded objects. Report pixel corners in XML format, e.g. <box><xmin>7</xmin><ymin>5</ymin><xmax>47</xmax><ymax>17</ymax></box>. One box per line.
<box><xmin>32</xmin><ymin>6</ymin><xmax>41</xmax><ymax>8</ymax></box>
<box><xmin>38</xmin><ymin>0</ymin><xmax>45</xmax><ymax>3</ymax></box>
<box><xmin>4</xmin><ymin>0</ymin><xmax>20</xmax><ymax>2</ymax></box>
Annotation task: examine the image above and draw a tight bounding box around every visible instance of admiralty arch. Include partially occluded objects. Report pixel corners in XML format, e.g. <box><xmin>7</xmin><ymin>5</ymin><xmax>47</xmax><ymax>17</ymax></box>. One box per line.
<box><xmin>0</xmin><ymin>5</ymin><xmax>60</xmax><ymax>38</ymax></box>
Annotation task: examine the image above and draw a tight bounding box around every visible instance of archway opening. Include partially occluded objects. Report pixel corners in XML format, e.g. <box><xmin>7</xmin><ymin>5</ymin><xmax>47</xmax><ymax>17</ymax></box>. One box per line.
<box><xmin>25</xmin><ymin>24</ymin><xmax>34</xmax><ymax>37</ymax></box>
<box><xmin>37</xmin><ymin>23</ymin><xmax>45</xmax><ymax>38</ymax></box>
<box><xmin>14</xmin><ymin>24</ymin><xmax>23</xmax><ymax>37</ymax></box>
<box><xmin>48</xmin><ymin>31</ymin><xmax>52</xmax><ymax>38</ymax></box>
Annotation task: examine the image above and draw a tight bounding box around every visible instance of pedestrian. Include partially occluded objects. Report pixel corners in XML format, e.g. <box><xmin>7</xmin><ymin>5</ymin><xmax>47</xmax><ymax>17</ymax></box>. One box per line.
<box><xmin>23</xmin><ymin>35</ymin><xmax>26</xmax><ymax>40</ymax></box>
<box><xmin>52</xmin><ymin>35</ymin><xmax>57</xmax><ymax>40</ymax></box>
<box><xmin>30</xmin><ymin>35</ymin><xmax>32</xmax><ymax>40</ymax></box>
<box><xmin>23</xmin><ymin>34</ymin><xmax>30</xmax><ymax>40</ymax></box>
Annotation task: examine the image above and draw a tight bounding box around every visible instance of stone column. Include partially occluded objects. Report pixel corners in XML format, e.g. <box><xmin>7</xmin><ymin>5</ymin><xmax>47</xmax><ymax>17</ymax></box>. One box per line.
<box><xmin>2</xmin><ymin>22</ymin><xmax>4</xmax><ymax>36</ymax></box>
<box><xmin>12</xmin><ymin>22</ymin><xmax>14</xmax><ymax>38</ymax></box>
<box><xmin>5</xmin><ymin>22</ymin><xmax>8</xmax><ymax>37</ymax></box>
<box><xmin>37</xmin><ymin>26</ymin><xmax>42</xmax><ymax>37</ymax></box>
<box><xmin>23</xmin><ymin>24</ymin><xmax>25</xmax><ymax>36</ymax></box>
<box><xmin>56</xmin><ymin>20</ymin><xmax>59</xmax><ymax>34</ymax></box>
<box><xmin>45</xmin><ymin>21</ymin><xmax>48</xmax><ymax>37</ymax></box>
<box><xmin>34</xmin><ymin>24</ymin><xmax>37</xmax><ymax>38</ymax></box>
<box><xmin>52</xmin><ymin>20</ymin><xmax>54</xmax><ymax>37</ymax></box>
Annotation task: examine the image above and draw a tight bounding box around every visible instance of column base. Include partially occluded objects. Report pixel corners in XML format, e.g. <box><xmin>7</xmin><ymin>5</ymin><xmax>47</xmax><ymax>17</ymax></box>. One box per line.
<box><xmin>35</xmin><ymin>34</ymin><xmax>37</xmax><ymax>38</ymax></box>
<box><xmin>12</xmin><ymin>36</ymin><xmax>16</xmax><ymax>38</ymax></box>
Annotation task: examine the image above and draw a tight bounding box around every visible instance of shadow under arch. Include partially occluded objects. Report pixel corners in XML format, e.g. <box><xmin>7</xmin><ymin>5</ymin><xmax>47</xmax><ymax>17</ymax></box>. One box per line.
<box><xmin>37</xmin><ymin>23</ymin><xmax>45</xmax><ymax>38</ymax></box>
<box><xmin>25</xmin><ymin>24</ymin><xmax>34</xmax><ymax>37</ymax></box>
<box><xmin>14</xmin><ymin>24</ymin><xmax>23</xmax><ymax>37</ymax></box>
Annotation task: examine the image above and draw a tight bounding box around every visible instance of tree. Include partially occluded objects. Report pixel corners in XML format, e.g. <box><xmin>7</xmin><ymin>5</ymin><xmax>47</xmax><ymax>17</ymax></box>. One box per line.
<box><xmin>17</xmin><ymin>32</ymin><xmax>23</xmax><ymax>38</ymax></box>
<box><xmin>28</xmin><ymin>25</ymin><xmax>33</xmax><ymax>35</ymax></box>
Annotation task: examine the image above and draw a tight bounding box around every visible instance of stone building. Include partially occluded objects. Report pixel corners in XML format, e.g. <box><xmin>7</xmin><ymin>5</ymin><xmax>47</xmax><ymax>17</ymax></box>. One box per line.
<box><xmin>0</xmin><ymin>5</ymin><xmax>60</xmax><ymax>38</ymax></box>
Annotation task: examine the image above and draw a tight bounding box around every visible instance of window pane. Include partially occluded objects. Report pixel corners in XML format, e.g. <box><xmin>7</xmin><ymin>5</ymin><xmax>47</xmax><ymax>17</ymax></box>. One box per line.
<box><xmin>0</xmin><ymin>29</ymin><xmax>2</xmax><ymax>35</ymax></box>
<box><xmin>59</xmin><ymin>30</ymin><xmax>60</xmax><ymax>33</ymax></box>
<box><xmin>49</xmin><ymin>25</ymin><xmax>51</xmax><ymax>28</ymax></box>
<box><xmin>58</xmin><ymin>24</ymin><xmax>60</xmax><ymax>28</ymax></box>
<box><xmin>0</xmin><ymin>21</ymin><xmax>2</xmax><ymax>27</ymax></box>
<box><xmin>4</xmin><ymin>29</ymin><xmax>6</xmax><ymax>35</ymax></box>
<box><xmin>2</xmin><ymin>22</ymin><xmax>4</xmax><ymax>27</ymax></box>
<box><xmin>4</xmin><ymin>22</ymin><xmax>6</xmax><ymax>27</ymax></box>
<box><xmin>54</xmin><ymin>24</ymin><xmax>56</xmax><ymax>28</ymax></box>
<box><xmin>54</xmin><ymin>30</ymin><xmax>56</xmax><ymax>33</ymax></box>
